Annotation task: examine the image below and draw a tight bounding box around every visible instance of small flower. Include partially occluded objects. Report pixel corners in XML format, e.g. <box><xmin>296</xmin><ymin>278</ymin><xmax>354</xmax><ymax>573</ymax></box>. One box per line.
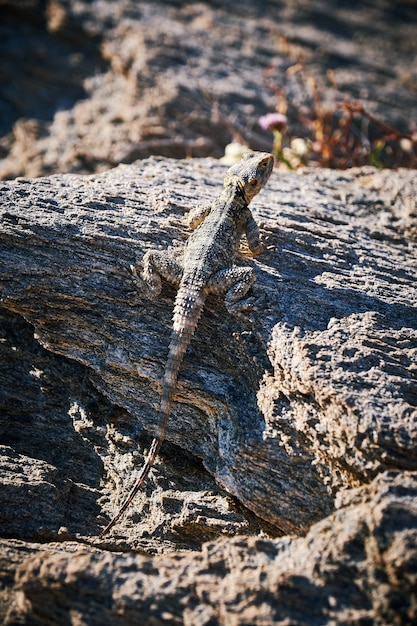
<box><xmin>259</xmin><ymin>113</ymin><xmax>291</xmax><ymax>168</ymax></box>
<box><xmin>258</xmin><ymin>113</ymin><xmax>288</xmax><ymax>132</ymax></box>
<box><xmin>220</xmin><ymin>142</ymin><xmax>250</xmax><ymax>165</ymax></box>
<box><xmin>400</xmin><ymin>137</ymin><xmax>413</xmax><ymax>153</ymax></box>
<box><xmin>290</xmin><ymin>137</ymin><xmax>309</xmax><ymax>158</ymax></box>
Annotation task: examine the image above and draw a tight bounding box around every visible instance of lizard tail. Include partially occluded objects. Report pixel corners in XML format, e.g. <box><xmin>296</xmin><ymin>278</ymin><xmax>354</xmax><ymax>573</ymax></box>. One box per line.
<box><xmin>99</xmin><ymin>286</ymin><xmax>205</xmax><ymax>538</ymax></box>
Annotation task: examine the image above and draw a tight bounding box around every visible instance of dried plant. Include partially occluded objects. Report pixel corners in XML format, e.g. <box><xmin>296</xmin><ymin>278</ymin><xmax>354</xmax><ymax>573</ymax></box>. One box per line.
<box><xmin>260</xmin><ymin>53</ymin><xmax>416</xmax><ymax>170</ymax></box>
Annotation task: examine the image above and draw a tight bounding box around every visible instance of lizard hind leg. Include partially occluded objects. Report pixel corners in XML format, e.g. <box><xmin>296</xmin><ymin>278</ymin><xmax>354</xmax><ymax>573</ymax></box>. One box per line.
<box><xmin>207</xmin><ymin>266</ymin><xmax>256</xmax><ymax>320</ymax></box>
<box><xmin>141</xmin><ymin>250</ymin><xmax>183</xmax><ymax>295</ymax></box>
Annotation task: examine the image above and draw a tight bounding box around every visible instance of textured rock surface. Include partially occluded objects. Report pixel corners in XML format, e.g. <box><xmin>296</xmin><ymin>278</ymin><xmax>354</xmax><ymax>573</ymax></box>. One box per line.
<box><xmin>1</xmin><ymin>0</ymin><xmax>417</xmax><ymax>178</ymax></box>
<box><xmin>2</xmin><ymin>472</ymin><xmax>417</xmax><ymax>625</ymax></box>
<box><xmin>0</xmin><ymin>157</ymin><xmax>416</xmax><ymax>622</ymax></box>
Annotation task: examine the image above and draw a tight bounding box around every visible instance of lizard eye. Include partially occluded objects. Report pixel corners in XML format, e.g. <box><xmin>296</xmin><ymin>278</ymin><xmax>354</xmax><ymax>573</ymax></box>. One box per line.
<box><xmin>250</xmin><ymin>179</ymin><xmax>258</xmax><ymax>186</ymax></box>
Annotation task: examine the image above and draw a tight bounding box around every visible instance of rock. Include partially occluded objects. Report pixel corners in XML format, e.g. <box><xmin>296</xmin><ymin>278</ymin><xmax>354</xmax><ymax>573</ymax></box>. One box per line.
<box><xmin>1</xmin><ymin>157</ymin><xmax>414</xmax><ymax>538</ymax></box>
<box><xmin>0</xmin><ymin>157</ymin><xmax>416</xmax><ymax>620</ymax></box>
<box><xmin>1</xmin><ymin>0</ymin><xmax>417</xmax><ymax>178</ymax></box>
<box><xmin>2</xmin><ymin>472</ymin><xmax>417</xmax><ymax>625</ymax></box>
<box><xmin>1</xmin><ymin>0</ymin><xmax>417</xmax><ymax>620</ymax></box>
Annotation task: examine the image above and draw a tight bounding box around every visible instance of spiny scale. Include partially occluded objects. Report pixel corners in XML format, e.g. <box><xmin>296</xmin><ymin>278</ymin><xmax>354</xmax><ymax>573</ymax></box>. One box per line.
<box><xmin>99</xmin><ymin>152</ymin><xmax>273</xmax><ymax>537</ymax></box>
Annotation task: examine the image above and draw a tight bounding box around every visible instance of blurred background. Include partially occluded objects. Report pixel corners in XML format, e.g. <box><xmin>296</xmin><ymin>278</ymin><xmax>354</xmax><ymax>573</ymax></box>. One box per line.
<box><xmin>1</xmin><ymin>0</ymin><xmax>416</xmax><ymax>179</ymax></box>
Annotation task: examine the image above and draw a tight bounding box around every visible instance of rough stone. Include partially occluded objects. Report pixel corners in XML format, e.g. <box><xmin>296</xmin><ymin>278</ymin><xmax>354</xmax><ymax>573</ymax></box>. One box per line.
<box><xmin>2</xmin><ymin>472</ymin><xmax>417</xmax><ymax>625</ymax></box>
<box><xmin>0</xmin><ymin>157</ymin><xmax>416</xmax><ymax>621</ymax></box>
<box><xmin>1</xmin><ymin>0</ymin><xmax>416</xmax><ymax>178</ymax></box>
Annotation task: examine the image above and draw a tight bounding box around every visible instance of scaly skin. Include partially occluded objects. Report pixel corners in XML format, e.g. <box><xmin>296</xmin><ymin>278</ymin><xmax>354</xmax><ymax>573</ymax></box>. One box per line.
<box><xmin>99</xmin><ymin>152</ymin><xmax>273</xmax><ymax>537</ymax></box>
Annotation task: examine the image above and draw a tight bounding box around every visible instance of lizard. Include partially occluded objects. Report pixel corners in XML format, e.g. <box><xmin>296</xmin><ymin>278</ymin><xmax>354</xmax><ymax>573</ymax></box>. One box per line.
<box><xmin>99</xmin><ymin>151</ymin><xmax>274</xmax><ymax>537</ymax></box>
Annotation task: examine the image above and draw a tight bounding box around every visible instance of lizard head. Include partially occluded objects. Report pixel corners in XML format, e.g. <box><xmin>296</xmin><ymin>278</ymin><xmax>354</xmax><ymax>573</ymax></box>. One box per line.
<box><xmin>224</xmin><ymin>152</ymin><xmax>274</xmax><ymax>203</ymax></box>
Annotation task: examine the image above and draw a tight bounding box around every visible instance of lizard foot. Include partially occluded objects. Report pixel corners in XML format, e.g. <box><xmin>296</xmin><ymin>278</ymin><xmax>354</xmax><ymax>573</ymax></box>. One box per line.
<box><xmin>129</xmin><ymin>263</ymin><xmax>161</xmax><ymax>298</ymax></box>
<box><xmin>228</xmin><ymin>292</ymin><xmax>267</xmax><ymax>320</ymax></box>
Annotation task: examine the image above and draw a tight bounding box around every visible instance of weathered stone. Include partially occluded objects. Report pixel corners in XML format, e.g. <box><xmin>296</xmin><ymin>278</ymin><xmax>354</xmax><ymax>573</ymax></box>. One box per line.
<box><xmin>1</xmin><ymin>0</ymin><xmax>416</xmax><ymax>178</ymax></box>
<box><xmin>2</xmin><ymin>472</ymin><xmax>416</xmax><ymax>625</ymax></box>
<box><xmin>1</xmin><ymin>0</ymin><xmax>416</xmax><ymax>621</ymax></box>
<box><xmin>0</xmin><ymin>158</ymin><xmax>417</xmax><ymax>624</ymax></box>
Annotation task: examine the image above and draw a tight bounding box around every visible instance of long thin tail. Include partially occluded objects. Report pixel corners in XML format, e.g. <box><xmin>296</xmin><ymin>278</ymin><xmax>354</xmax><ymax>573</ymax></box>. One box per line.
<box><xmin>99</xmin><ymin>286</ymin><xmax>205</xmax><ymax>538</ymax></box>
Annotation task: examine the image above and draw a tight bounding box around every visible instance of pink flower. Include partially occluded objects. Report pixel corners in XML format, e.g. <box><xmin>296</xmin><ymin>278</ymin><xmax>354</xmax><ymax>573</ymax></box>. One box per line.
<box><xmin>258</xmin><ymin>113</ymin><xmax>288</xmax><ymax>132</ymax></box>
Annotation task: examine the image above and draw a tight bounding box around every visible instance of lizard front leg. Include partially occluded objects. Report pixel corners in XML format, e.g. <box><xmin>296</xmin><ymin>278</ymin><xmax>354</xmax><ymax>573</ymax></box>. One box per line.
<box><xmin>245</xmin><ymin>213</ymin><xmax>263</xmax><ymax>256</ymax></box>
<box><xmin>187</xmin><ymin>204</ymin><xmax>212</xmax><ymax>230</ymax></box>
<box><xmin>206</xmin><ymin>266</ymin><xmax>256</xmax><ymax>320</ymax></box>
